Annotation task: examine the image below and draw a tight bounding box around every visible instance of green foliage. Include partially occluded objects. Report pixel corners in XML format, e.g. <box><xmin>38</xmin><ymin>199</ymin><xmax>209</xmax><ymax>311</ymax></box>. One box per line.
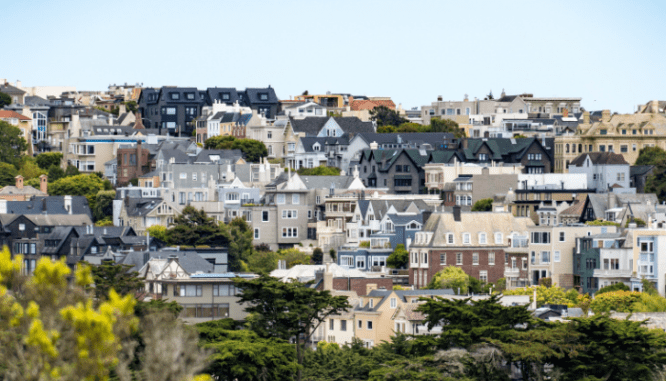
<box><xmin>626</xmin><ymin>217</ymin><xmax>646</xmax><ymax>227</ymax></box>
<box><xmin>128</xmin><ymin>178</ymin><xmax>138</xmax><ymax>186</ymax></box>
<box><xmin>95</xmin><ymin>218</ymin><xmax>114</xmax><ymax>227</ymax></box>
<box><xmin>123</xmin><ymin>101</ymin><xmax>138</xmax><ymax>113</ymax></box>
<box><xmin>359</xmin><ymin>241</ymin><xmax>370</xmax><ymax>248</ymax></box>
<box><xmin>204</xmin><ymin>135</ymin><xmax>267</xmax><ymax>162</ymax></box>
<box><xmin>224</xmin><ymin>217</ymin><xmax>255</xmax><ymax>272</ymax></box>
<box><xmin>0</xmin><ymin>120</ymin><xmax>28</xmax><ymax>167</ymax></box>
<box><xmin>167</xmin><ymin>206</ymin><xmax>228</xmax><ymax>248</ymax></box>
<box><xmin>49</xmin><ymin>173</ymin><xmax>107</xmax><ymax>197</ymax></box>
<box><xmin>637</xmin><ymin>146</ymin><xmax>666</xmax><ymax>202</ymax></box>
<box><xmin>428</xmin><ymin>266</ymin><xmax>469</xmax><ymax>294</ymax></box>
<box><xmin>585</xmin><ymin>219</ymin><xmax>621</xmax><ymax>227</ymax></box>
<box><xmin>146</xmin><ymin>225</ymin><xmax>169</xmax><ymax>242</ymax></box>
<box><xmin>504</xmin><ymin>285</ymin><xmax>580</xmax><ymax>307</ymax></box>
<box><xmin>86</xmin><ymin>261</ymin><xmax>144</xmax><ymax>300</ymax></box>
<box><xmin>430</xmin><ymin>117</ymin><xmax>466</xmax><ymax>138</ymax></box>
<box><xmin>277</xmin><ymin>247</ymin><xmax>312</xmax><ymax>268</ymax></box>
<box><xmin>134</xmin><ymin>299</ymin><xmax>183</xmax><ymax>319</ymax></box>
<box><xmin>635</xmin><ymin>146</ymin><xmax>666</xmax><ymax>166</ymax></box>
<box><xmin>234</xmin><ymin>274</ymin><xmax>351</xmax><ymax>381</ymax></box>
<box><xmin>596</xmin><ymin>282</ymin><xmax>630</xmax><ymax>295</ymax></box>
<box><xmin>471</xmin><ymin>198</ymin><xmax>493</xmax><ymax>212</ymax></box>
<box><xmin>18</xmin><ymin>159</ymin><xmax>46</xmax><ymax>180</ymax></box>
<box><xmin>244</xmin><ymin>250</ymin><xmax>279</xmax><ymax>274</ymax></box>
<box><xmin>540</xmin><ymin>277</ymin><xmax>552</xmax><ymax>288</ymax></box>
<box><xmin>0</xmin><ymin>91</ymin><xmax>11</xmax><ymax>107</ymax></box>
<box><xmin>513</xmin><ymin>134</ymin><xmax>528</xmax><ymax>139</ymax></box>
<box><xmin>47</xmin><ymin>165</ymin><xmax>65</xmax><ymax>182</ymax></box>
<box><xmin>369</xmin><ymin>105</ymin><xmax>408</xmax><ymax>127</ymax></box>
<box><xmin>589</xmin><ymin>290</ymin><xmax>641</xmax><ymax>313</ymax></box>
<box><xmin>495</xmin><ymin>278</ymin><xmax>506</xmax><ymax>293</ymax></box>
<box><xmin>297</xmin><ymin>166</ymin><xmax>341</xmax><ymax>176</ymax></box>
<box><xmin>311</xmin><ymin>247</ymin><xmax>323</xmax><ymax>265</ymax></box>
<box><xmin>328</xmin><ymin>248</ymin><xmax>336</xmax><ymax>261</ymax></box>
<box><xmin>36</xmin><ymin>152</ymin><xmax>63</xmax><ymax>170</ymax></box>
<box><xmin>93</xmin><ymin>190</ymin><xmax>116</xmax><ymax>222</ymax></box>
<box><xmin>64</xmin><ymin>165</ymin><xmax>79</xmax><ymax>177</ymax></box>
<box><xmin>0</xmin><ymin>162</ymin><xmax>18</xmax><ymax>187</ymax></box>
<box><xmin>387</xmin><ymin>244</ymin><xmax>409</xmax><ymax>269</ymax></box>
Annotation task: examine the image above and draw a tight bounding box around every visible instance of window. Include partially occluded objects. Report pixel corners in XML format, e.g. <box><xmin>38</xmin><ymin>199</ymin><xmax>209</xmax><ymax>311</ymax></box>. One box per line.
<box><xmin>463</xmin><ymin>233</ymin><xmax>470</xmax><ymax>244</ymax></box>
<box><xmin>329</xmin><ymin>319</ymin><xmax>334</xmax><ymax>331</ymax></box>
<box><xmin>308</xmin><ymin>210</ymin><xmax>312</xmax><ymax>219</ymax></box>
<box><xmin>341</xmin><ymin>320</ymin><xmax>347</xmax><ymax>331</ymax></box>
<box><xmin>479</xmin><ymin>271</ymin><xmax>488</xmax><ymax>283</ymax></box>
<box><xmin>282</xmin><ymin>210</ymin><xmax>298</xmax><ymax>219</ymax></box>
<box><xmin>447</xmin><ymin>234</ymin><xmax>454</xmax><ymax>244</ymax></box>
<box><xmin>600</xmin><ymin>129</ymin><xmax>607</xmax><ymax>135</ymax></box>
<box><xmin>356</xmin><ymin>257</ymin><xmax>365</xmax><ymax>269</ymax></box>
<box><xmin>554</xmin><ymin>251</ymin><xmax>561</xmax><ymax>262</ymax></box>
<box><xmin>390</xmin><ymin>298</ymin><xmax>397</xmax><ymax>308</ymax></box>
<box><xmin>440</xmin><ymin>253</ymin><xmax>447</xmax><ymax>265</ymax></box>
<box><xmin>617</xmin><ymin>173</ymin><xmax>625</xmax><ymax>182</ymax></box>
<box><xmin>641</xmin><ymin>241</ymin><xmax>654</xmax><ymax>253</ymax></box>
<box><xmin>488</xmin><ymin>252</ymin><xmax>495</xmax><ymax>265</ymax></box>
<box><xmin>262</xmin><ymin>211</ymin><xmax>269</xmax><ymax>222</ymax></box>
<box><xmin>394</xmin><ymin>178</ymin><xmax>412</xmax><ymax>187</ymax></box>
<box><xmin>180</xmin><ymin>172</ymin><xmax>187</xmax><ymax>179</ymax></box>
<box><xmin>282</xmin><ymin>228</ymin><xmax>298</xmax><ymax>238</ymax></box>
<box><xmin>559</xmin><ymin>232</ymin><xmax>565</xmax><ymax>242</ymax></box>
<box><xmin>254</xmin><ymin>228</ymin><xmax>260</xmax><ymax>239</ymax></box>
<box><xmin>276</xmin><ymin>194</ymin><xmax>286</xmax><ymax>204</ymax></box>
<box><xmin>531</xmin><ymin>232</ymin><xmax>550</xmax><ymax>244</ymax></box>
<box><xmin>358</xmin><ymin>320</ymin><xmax>363</xmax><ymax>329</ymax></box>
<box><xmin>369</xmin><ymin>299</ymin><xmax>374</xmax><ymax>308</ymax></box>
<box><xmin>213</xmin><ymin>284</ymin><xmax>236</xmax><ymax>296</ymax></box>
<box><xmin>456</xmin><ymin>253</ymin><xmax>463</xmax><ymax>265</ymax></box>
<box><xmin>479</xmin><ymin>233</ymin><xmax>487</xmax><ymax>244</ymax></box>
<box><xmin>479</xmin><ymin>153</ymin><xmax>488</xmax><ymax>161</ymax></box>
<box><xmin>621</xmin><ymin>145</ymin><xmax>628</xmax><ymax>153</ymax></box>
<box><xmin>367</xmin><ymin>321</ymin><xmax>373</xmax><ymax>330</ymax></box>
<box><xmin>541</xmin><ymin>251</ymin><xmax>550</xmax><ymax>263</ymax></box>
<box><xmin>473</xmin><ymin>253</ymin><xmax>479</xmax><ymax>265</ymax></box>
<box><xmin>292</xmin><ymin>194</ymin><xmax>300</xmax><ymax>204</ymax></box>
<box><xmin>495</xmin><ymin>233</ymin><xmax>502</xmax><ymax>244</ymax></box>
<box><xmin>170</xmin><ymin>92</ymin><xmax>180</xmax><ymax>100</ymax></box>
<box><xmin>179</xmin><ymin>284</ymin><xmax>203</xmax><ymax>297</ymax></box>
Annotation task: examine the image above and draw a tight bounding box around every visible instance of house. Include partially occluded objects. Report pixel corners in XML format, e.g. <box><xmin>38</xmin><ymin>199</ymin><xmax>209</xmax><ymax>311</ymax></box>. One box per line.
<box><xmin>568</xmin><ymin>152</ymin><xmax>632</xmax><ymax>193</ymax></box>
<box><xmin>527</xmin><ymin>225</ymin><xmax>617</xmax><ymax>288</ymax></box>
<box><xmin>293</xmin><ymin>136</ymin><xmax>348</xmax><ymax>170</ymax></box>
<box><xmin>458</xmin><ymin>137</ymin><xmax>553</xmax><ymax>173</ymax></box>
<box><xmin>4</xmin><ymin>95</ymin><xmax>51</xmax><ymax>153</ymax></box>
<box><xmin>270</xmin><ymin>263</ymin><xmax>393</xmax><ymax>296</ymax></box>
<box><xmin>341</xmin><ymin>98</ymin><xmax>397</xmax><ymax>122</ymax></box>
<box><xmin>580</xmin><ymin>193</ymin><xmax>658</xmax><ymax>225</ymax></box>
<box><xmin>358</xmin><ymin>148</ymin><xmax>432</xmax><ymax>194</ymax></box>
<box><xmin>408</xmin><ymin>207</ymin><xmax>535</xmax><ymax>289</ymax></box>
<box><xmin>554</xmin><ymin>110</ymin><xmax>666</xmax><ymax>172</ymax></box>
<box><xmin>137</xmin><ymin>255</ymin><xmax>257</xmax><ymax>323</ymax></box>
<box><xmin>0</xmin><ymin>175</ymin><xmax>48</xmax><ymax>201</ymax></box>
<box><xmin>0</xmin><ymin>195</ymin><xmax>91</xmax><ymax>220</ymax></box>
<box><xmin>116</xmin><ymin>197</ymin><xmax>181</xmax><ymax>236</ymax></box>
<box><xmin>1</xmin><ymin>213</ymin><xmax>92</xmax><ymax>274</ymax></box>
<box><xmin>0</xmin><ymin>81</ymin><xmax>27</xmax><ymax>105</ymax></box>
<box><xmin>630</xmin><ymin>165</ymin><xmax>656</xmax><ymax>193</ymax></box>
<box><xmin>424</xmin><ymin>160</ymin><xmax>523</xmax><ymax>194</ymax></box>
<box><xmin>281</xmin><ymin>101</ymin><xmax>328</xmax><ymax>119</ymax></box>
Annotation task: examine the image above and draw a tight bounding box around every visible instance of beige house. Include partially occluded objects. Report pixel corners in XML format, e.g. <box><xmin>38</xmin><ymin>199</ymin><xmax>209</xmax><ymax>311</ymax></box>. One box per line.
<box><xmin>116</xmin><ymin>198</ymin><xmax>181</xmax><ymax>235</ymax></box>
<box><xmin>138</xmin><ymin>256</ymin><xmax>258</xmax><ymax>323</ymax></box>
<box><xmin>0</xmin><ymin>110</ymin><xmax>33</xmax><ymax>155</ymax></box>
<box><xmin>554</xmin><ymin>110</ymin><xmax>666</xmax><ymax>172</ymax></box>
<box><xmin>424</xmin><ymin>161</ymin><xmax>523</xmax><ymax>191</ymax></box>
<box><xmin>0</xmin><ymin>175</ymin><xmax>48</xmax><ymax>201</ymax></box>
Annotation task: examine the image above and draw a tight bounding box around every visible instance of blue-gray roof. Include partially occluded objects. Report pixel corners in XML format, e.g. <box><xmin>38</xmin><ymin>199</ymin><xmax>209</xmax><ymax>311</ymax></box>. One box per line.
<box><xmin>190</xmin><ymin>273</ymin><xmax>255</xmax><ymax>278</ymax></box>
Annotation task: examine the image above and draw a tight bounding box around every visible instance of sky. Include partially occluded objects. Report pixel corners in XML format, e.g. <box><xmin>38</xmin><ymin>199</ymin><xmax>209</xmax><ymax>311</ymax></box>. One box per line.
<box><xmin>1</xmin><ymin>0</ymin><xmax>664</xmax><ymax>113</ymax></box>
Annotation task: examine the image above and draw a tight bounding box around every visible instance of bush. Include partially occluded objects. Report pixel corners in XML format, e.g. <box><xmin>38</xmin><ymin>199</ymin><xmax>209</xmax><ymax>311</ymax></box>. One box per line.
<box><xmin>590</xmin><ymin>291</ymin><xmax>642</xmax><ymax>313</ymax></box>
<box><xmin>596</xmin><ymin>282</ymin><xmax>630</xmax><ymax>295</ymax></box>
<box><xmin>471</xmin><ymin>198</ymin><xmax>493</xmax><ymax>212</ymax></box>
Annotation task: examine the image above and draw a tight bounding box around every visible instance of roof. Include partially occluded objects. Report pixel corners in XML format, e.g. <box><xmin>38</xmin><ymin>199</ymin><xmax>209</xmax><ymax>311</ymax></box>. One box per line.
<box><xmin>350</xmin><ymin>99</ymin><xmax>396</xmax><ymax>111</ymax></box>
<box><xmin>420</xmin><ymin>212</ymin><xmax>535</xmax><ymax>247</ymax></box>
<box><xmin>386</xmin><ymin>213</ymin><xmax>423</xmax><ymax>226</ymax></box>
<box><xmin>630</xmin><ymin>165</ymin><xmax>655</xmax><ymax>177</ymax></box>
<box><xmin>358</xmin><ymin>289</ymin><xmax>455</xmax><ymax>312</ymax></box>
<box><xmin>122</xmin><ymin>198</ymin><xmax>162</xmax><ymax>217</ymax></box>
<box><xmin>300</xmin><ymin>176</ymin><xmax>357</xmax><ymax>190</ymax></box>
<box><xmin>118</xmin><ymin>250</ymin><xmax>214</xmax><ymax>273</ymax></box>
<box><xmin>585</xmin><ymin>193</ymin><xmax>659</xmax><ymax>222</ymax></box>
<box><xmin>270</xmin><ymin>264</ymin><xmax>376</xmax><ymax>283</ymax></box>
<box><xmin>0</xmin><ymin>185</ymin><xmax>47</xmax><ymax>197</ymax></box>
<box><xmin>356</xmin><ymin>132</ymin><xmax>454</xmax><ymax>147</ymax></box>
<box><xmin>289</xmin><ymin>117</ymin><xmax>329</xmax><ymax>135</ymax></box>
<box><xmin>560</xmin><ymin>200</ymin><xmax>585</xmax><ymax>217</ymax></box>
<box><xmin>0</xmin><ymin>110</ymin><xmax>31</xmax><ymax>121</ymax></box>
<box><xmin>333</xmin><ymin>117</ymin><xmax>375</xmax><ymax>135</ymax></box>
<box><xmin>4</xmin><ymin>196</ymin><xmax>91</xmax><ymax>218</ymax></box>
<box><xmin>299</xmin><ymin>136</ymin><xmax>350</xmax><ymax>152</ymax></box>
<box><xmin>570</xmin><ymin>152</ymin><xmax>629</xmax><ymax>167</ymax></box>
<box><xmin>0</xmin><ymin>213</ymin><xmax>93</xmax><ymax>227</ymax></box>
<box><xmin>0</xmin><ymin>83</ymin><xmax>25</xmax><ymax>95</ymax></box>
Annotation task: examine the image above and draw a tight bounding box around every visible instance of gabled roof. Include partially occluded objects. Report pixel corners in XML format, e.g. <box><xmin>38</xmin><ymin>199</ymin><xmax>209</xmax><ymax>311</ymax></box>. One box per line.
<box><xmin>300</xmin><ymin>176</ymin><xmax>356</xmax><ymax>190</ymax></box>
<box><xmin>299</xmin><ymin>136</ymin><xmax>350</xmax><ymax>152</ymax></box>
<box><xmin>386</xmin><ymin>213</ymin><xmax>423</xmax><ymax>226</ymax></box>
<box><xmin>350</xmin><ymin>99</ymin><xmax>396</xmax><ymax>111</ymax></box>
<box><xmin>0</xmin><ymin>83</ymin><xmax>25</xmax><ymax>95</ymax></box>
<box><xmin>289</xmin><ymin>117</ymin><xmax>329</xmax><ymax>135</ymax></box>
<box><xmin>118</xmin><ymin>250</ymin><xmax>214</xmax><ymax>273</ymax></box>
<box><xmin>630</xmin><ymin>165</ymin><xmax>655</xmax><ymax>177</ymax></box>
<box><xmin>122</xmin><ymin>198</ymin><xmax>162</xmax><ymax>217</ymax></box>
<box><xmin>0</xmin><ymin>110</ymin><xmax>30</xmax><ymax>120</ymax></box>
<box><xmin>332</xmin><ymin>117</ymin><xmax>375</xmax><ymax>135</ymax></box>
<box><xmin>570</xmin><ymin>152</ymin><xmax>629</xmax><ymax>167</ymax></box>
<box><xmin>428</xmin><ymin>150</ymin><xmax>462</xmax><ymax>164</ymax></box>
<box><xmin>0</xmin><ymin>185</ymin><xmax>47</xmax><ymax>197</ymax></box>
<box><xmin>4</xmin><ymin>196</ymin><xmax>91</xmax><ymax>218</ymax></box>
<box><xmin>244</xmin><ymin>87</ymin><xmax>279</xmax><ymax>104</ymax></box>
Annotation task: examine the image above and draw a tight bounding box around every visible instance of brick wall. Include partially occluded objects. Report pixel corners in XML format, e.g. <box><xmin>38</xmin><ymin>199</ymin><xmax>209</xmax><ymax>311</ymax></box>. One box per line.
<box><xmin>558</xmin><ymin>273</ymin><xmax>575</xmax><ymax>289</ymax></box>
<box><xmin>411</xmin><ymin>249</ymin><xmax>507</xmax><ymax>287</ymax></box>
<box><xmin>331</xmin><ymin>277</ymin><xmax>393</xmax><ymax>296</ymax></box>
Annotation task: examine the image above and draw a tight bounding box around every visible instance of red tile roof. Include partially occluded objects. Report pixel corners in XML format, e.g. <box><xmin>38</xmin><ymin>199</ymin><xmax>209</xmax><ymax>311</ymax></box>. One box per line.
<box><xmin>350</xmin><ymin>99</ymin><xmax>396</xmax><ymax>111</ymax></box>
<box><xmin>0</xmin><ymin>110</ymin><xmax>31</xmax><ymax>121</ymax></box>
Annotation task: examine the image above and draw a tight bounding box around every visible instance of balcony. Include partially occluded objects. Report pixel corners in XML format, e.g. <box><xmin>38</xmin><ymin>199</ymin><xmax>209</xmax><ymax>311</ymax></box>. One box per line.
<box><xmin>511</xmin><ymin>237</ymin><xmax>529</xmax><ymax>248</ymax></box>
<box><xmin>504</xmin><ymin>267</ymin><xmax>521</xmax><ymax>277</ymax></box>
<box><xmin>593</xmin><ymin>269</ymin><xmax>633</xmax><ymax>278</ymax></box>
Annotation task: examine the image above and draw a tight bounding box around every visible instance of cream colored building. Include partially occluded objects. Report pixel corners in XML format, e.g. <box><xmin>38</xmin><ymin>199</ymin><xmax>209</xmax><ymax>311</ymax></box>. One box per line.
<box><xmin>554</xmin><ymin>110</ymin><xmax>666</xmax><ymax>172</ymax></box>
<box><xmin>424</xmin><ymin>160</ymin><xmax>523</xmax><ymax>191</ymax></box>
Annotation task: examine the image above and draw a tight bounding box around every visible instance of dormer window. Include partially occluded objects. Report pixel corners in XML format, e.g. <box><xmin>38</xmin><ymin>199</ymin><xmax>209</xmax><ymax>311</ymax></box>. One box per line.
<box><xmin>170</xmin><ymin>93</ymin><xmax>180</xmax><ymax>100</ymax></box>
<box><xmin>259</xmin><ymin>93</ymin><xmax>268</xmax><ymax>101</ymax></box>
<box><xmin>313</xmin><ymin>143</ymin><xmax>320</xmax><ymax>151</ymax></box>
<box><xmin>185</xmin><ymin>92</ymin><xmax>195</xmax><ymax>100</ymax></box>
<box><xmin>222</xmin><ymin>93</ymin><xmax>230</xmax><ymax>100</ymax></box>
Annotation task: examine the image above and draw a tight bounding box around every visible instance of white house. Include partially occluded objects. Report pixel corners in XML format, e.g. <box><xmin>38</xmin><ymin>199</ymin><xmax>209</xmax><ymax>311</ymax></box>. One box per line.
<box><xmin>568</xmin><ymin>152</ymin><xmax>632</xmax><ymax>193</ymax></box>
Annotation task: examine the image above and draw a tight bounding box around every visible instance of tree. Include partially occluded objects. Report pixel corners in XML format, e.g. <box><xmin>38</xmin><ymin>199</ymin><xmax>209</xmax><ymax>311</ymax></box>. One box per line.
<box><xmin>369</xmin><ymin>106</ymin><xmax>408</xmax><ymax>127</ymax></box>
<box><xmin>387</xmin><ymin>244</ymin><xmax>409</xmax><ymax>269</ymax></box>
<box><xmin>18</xmin><ymin>159</ymin><xmax>46</xmax><ymax>180</ymax></box>
<box><xmin>428</xmin><ymin>266</ymin><xmax>469</xmax><ymax>294</ymax></box>
<box><xmin>234</xmin><ymin>274</ymin><xmax>351</xmax><ymax>381</ymax></box>
<box><xmin>204</xmin><ymin>136</ymin><xmax>267</xmax><ymax>163</ymax></box>
<box><xmin>636</xmin><ymin>147</ymin><xmax>666</xmax><ymax>202</ymax></box>
<box><xmin>297</xmin><ymin>166</ymin><xmax>340</xmax><ymax>176</ymax></box>
<box><xmin>36</xmin><ymin>152</ymin><xmax>63</xmax><ymax>170</ymax></box>
<box><xmin>328</xmin><ymin>248</ymin><xmax>336</xmax><ymax>262</ymax></box>
<box><xmin>167</xmin><ymin>206</ymin><xmax>227</xmax><ymax>248</ymax></box>
<box><xmin>430</xmin><ymin>118</ymin><xmax>466</xmax><ymax>138</ymax></box>
<box><xmin>311</xmin><ymin>247</ymin><xmax>324</xmax><ymax>265</ymax></box>
<box><xmin>471</xmin><ymin>198</ymin><xmax>493</xmax><ymax>212</ymax></box>
<box><xmin>49</xmin><ymin>173</ymin><xmax>108</xmax><ymax>197</ymax></box>
<box><xmin>47</xmin><ymin>165</ymin><xmax>65</xmax><ymax>182</ymax></box>
<box><xmin>0</xmin><ymin>91</ymin><xmax>11</xmax><ymax>107</ymax></box>
<box><xmin>123</xmin><ymin>101</ymin><xmax>138</xmax><ymax>114</ymax></box>
<box><xmin>0</xmin><ymin>162</ymin><xmax>18</xmax><ymax>187</ymax></box>
<box><xmin>277</xmin><ymin>247</ymin><xmax>312</xmax><ymax>268</ymax></box>
<box><xmin>504</xmin><ymin>285</ymin><xmax>580</xmax><ymax>308</ymax></box>
<box><xmin>86</xmin><ymin>261</ymin><xmax>144</xmax><ymax>300</ymax></box>
<box><xmin>223</xmin><ymin>217</ymin><xmax>255</xmax><ymax>272</ymax></box>
<box><xmin>0</xmin><ymin>120</ymin><xmax>28</xmax><ymax>167</ymax></box>
<box><xmin>93</xmin><ymin>190</ymin><xmax>116</xmax><ymax>222</ymax></box>
<box><xmin>146</xmin><ymin>225</ymin><xmax>169</xmax><ymax>242</ymax></box>
<box><xmin>635</xmin><ymin>146</ymin><xmax>666</xmax><ymax>166</ymax></box>
<box><xmin>596</xmin><ymin>282</ymin><xmax>630</xmax><ymax>295</ymax></box>
<box><xmin>244</xmin><ymin>250</ymin><xmax>279</xmax><ymax>274</ymax></box>
<box><xmin>64</xmin><ymin>165</ymin><xmax>80</xmax><ymax>177</ymax></box>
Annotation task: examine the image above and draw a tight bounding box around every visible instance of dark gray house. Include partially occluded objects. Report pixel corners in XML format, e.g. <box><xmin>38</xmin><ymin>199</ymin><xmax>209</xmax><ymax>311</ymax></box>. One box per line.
<box><xmin>138</xmin><ymin>86</ymin><xmax>278</xmax><ymax>135</ymax></box>
<box><xmin>357</xmin><ymin>148</ymin><xmax>433</xmax><ymax>194</ymax></box>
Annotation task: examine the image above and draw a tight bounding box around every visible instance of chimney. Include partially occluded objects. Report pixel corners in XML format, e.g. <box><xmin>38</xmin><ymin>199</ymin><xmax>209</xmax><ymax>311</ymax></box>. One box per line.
<box><xmin>651</xmin><ymin>100</ymin><xmax>660</xmax><ymax>113</ymax></box>
<box><xmin>324</xmin><ymin>263</ymin><xmax>333</xmax><ymax>291</ymax></box>
<box><xmin>453</xmin><ymin>205</ymin><xmax>461</xmax><ymax>222</ymax></box>
<box><xmin>0</xmin><ymin>200</ymin><xmax>7</xmax><ymax>214</ymax></box>
<box><xmin>15</xmin><ymin>175</ymin><xmax>23</xmax><ymax>190</ymax></box>
<box><xmin>40</xmin><ymin>174</ymin><xmax>48</xmax><ymax>194</ymax></box>
<box><xmin>583</xmin><ymin>111</ymin><xmax>590</xmax><ymax>124</ymax></box>
<box><xmin>64</xmin><ymin>195</ymin><xmax>72</xmax><ymax>214</ymax></box>
<box><xmin>601</xmin><ymin>110</ymin><xmax>611</xmax><ymax>123</ymax></box>
<box><xmin>118</xmin><ymin>104</ymin><xmax>127</xmax><ymax>115</ymax></box>
<box><xmin>366</xmin><ymin>283</ymin><xmax>378</xmax><ymax>295</ymax></box>
<box><xmin>437</xmin><ymin>95</ymin><xmax>443</xmax><ymax>102</ymax></box>
<box><xmin>133</xmin><ymin>112</ymin><xmax>145</xmax><ymax>129</ymax></box>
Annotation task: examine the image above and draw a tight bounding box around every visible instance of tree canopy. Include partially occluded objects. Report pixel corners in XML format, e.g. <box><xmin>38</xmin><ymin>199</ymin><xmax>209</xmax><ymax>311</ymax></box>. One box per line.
<box><xmin>0</xmin><ymin>162</ymin><xmax>18</xmax><ymax>187</ymax></box>
<box><xmin>203</xmin><ymin>136</ymin><xmax>268</xmax><ymax>162</ymax></box>
<box><xmin>85</xmin><ymin>260</ymin><xmax>144</xmax><ymax>300</ymax></box>
<box><xmin>428</xmin><ymin>266</ymin><xmax>470</xmax><ymax>294</ymax></box>
<box><xmin>0</xmin><ymin>91</ymin><xmax>11</xmax><ymax>107</ymax></box>
<box><xmin>297</xmin><ymin>166</ymin><xmax>341</xmax><ymax>176</ymax></box>
<box><xmin>0</xmin><ymin>120</ymin><xmax>28</xmax><ymax>167</ymax></box>
<box><xmin>387</xmin><ymin>244</ymin><xmax>409</xmax><ymax>269</ymax></box>
<box><xmin>471</xmin><ymin>198</ymin><xmax>493</xmax><ymax>212</ymax></box>
<box><xmin>35</xmin><ymin>152</ymin><xmax>63</xmax><ymax>171</ymax></box>
<box><xmin>369</xmin><ymin>106</ymin><xmax>408</xmax><ymax>127</ymax></box>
